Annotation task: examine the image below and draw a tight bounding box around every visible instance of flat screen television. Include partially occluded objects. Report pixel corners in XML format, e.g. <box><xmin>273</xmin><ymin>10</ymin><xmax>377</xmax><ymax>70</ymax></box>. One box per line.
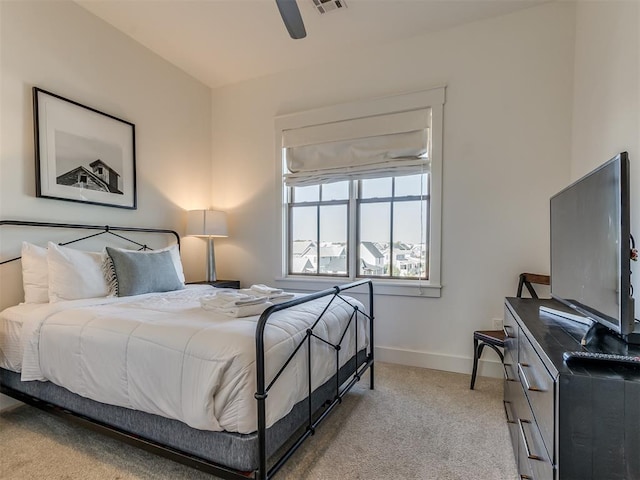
<box><xmin>550</xmin><ymin>151</ymin><xmax>637</xmax><ymax>342</ymax></box>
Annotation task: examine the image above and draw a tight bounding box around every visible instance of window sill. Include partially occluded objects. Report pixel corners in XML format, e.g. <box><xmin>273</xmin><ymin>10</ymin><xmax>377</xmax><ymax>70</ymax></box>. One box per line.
<box><xmin>273</xmin><ymin>276</ymin><xmax>441</xmax><ymax>298</ymax></box>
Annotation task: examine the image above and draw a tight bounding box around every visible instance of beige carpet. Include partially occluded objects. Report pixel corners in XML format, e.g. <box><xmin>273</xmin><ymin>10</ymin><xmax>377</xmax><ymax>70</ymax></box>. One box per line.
<box><xmin>0</xmin><ymin>363</ymin><xmax>517</xmax><ymax>479</ymax></box>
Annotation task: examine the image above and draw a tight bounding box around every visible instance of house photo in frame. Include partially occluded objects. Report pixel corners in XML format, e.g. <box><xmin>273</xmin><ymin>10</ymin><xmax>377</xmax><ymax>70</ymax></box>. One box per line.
<box><xmin>33</xmin><ymin>87</ymin><xmax>137</xmax><ymax>209</ymax></box>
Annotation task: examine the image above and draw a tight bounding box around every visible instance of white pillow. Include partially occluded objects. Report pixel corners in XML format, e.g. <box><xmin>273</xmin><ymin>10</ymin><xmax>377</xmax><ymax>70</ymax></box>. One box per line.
<box><xmin>47</xmin><ymin>242</ymin><xmax>110</xmax><ymax>302</ymax></box>
<box><xmin>21</xmin><ymin>242</ymin><xmax>49</xmax><ymax>304</ymax></box>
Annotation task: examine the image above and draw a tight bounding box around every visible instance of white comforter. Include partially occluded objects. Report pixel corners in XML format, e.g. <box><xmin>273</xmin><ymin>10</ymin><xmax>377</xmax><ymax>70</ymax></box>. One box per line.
<box><xmin>19</xmin><ymin>286</ymin><xmax>368</xmax><ymax>433</ymax></box>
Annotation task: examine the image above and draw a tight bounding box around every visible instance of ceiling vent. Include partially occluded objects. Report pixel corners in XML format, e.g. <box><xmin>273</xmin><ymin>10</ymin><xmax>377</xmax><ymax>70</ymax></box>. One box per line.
<box><xmin>311</xmin><ymin>0</ymin><xmax>347</xmax><ymax>15</ymax></box>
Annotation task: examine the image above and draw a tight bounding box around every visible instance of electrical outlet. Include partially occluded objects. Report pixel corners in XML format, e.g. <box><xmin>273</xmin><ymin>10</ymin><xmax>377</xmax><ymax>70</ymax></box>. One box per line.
<box><xmin>492</xmin><ymin>318</ymin><xmax>503</xmax><ymax>330</ymax></box>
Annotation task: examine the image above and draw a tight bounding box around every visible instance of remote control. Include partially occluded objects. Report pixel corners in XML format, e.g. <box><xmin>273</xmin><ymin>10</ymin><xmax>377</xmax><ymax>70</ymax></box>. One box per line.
<box><xmin>563</xmin><ymin>351</ymin><xmax>640</xmax><ymax>367</ymax></box>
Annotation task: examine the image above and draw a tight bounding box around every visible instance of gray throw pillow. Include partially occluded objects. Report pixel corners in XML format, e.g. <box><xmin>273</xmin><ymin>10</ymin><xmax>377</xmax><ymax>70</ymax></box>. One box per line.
<box><xmin>105</xmin><ymin>247</ymin><xmax>184</xmax><ymax>297</ymax></box>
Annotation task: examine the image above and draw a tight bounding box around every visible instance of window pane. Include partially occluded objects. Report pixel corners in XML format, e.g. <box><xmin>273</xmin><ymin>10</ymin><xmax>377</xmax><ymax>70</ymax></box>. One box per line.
<box><xmin>321</xmin><ymin>181</ymin><xmax>349</xmax><ymax>201</ymax></box>
<box><xmin>319</xmin><ymin>205</ymin><xmax>347</xmax><ymax>243</ymax></box>
<box><xmin>293</xmin><ymin>185</ymin><xmax>319</xmax><ymax>203</ymax></box>
<box><xmin>319</xmin><ymin>205</ymin><xmax>347</xmax><ymax>275</ymax></box>
<box><xmin>290</xmin><ymin>206</ymin><xmax>317</xmax><ymax>274</ymax></box>
<box><xmin>360</xmin><ymin>178</ymin><xmax>392</xmax><ymax>199</ymax></box>
<box><xmin>393</xmin><ymin>201</ymin><xmax>428</xmax><ymax>278</ymax></box>
<box><xmin>395</xmin><ymin>174</ymin><xmax>429</xmax><ymax>197</ymax></box>
<box><xmin>359</xmin><ymin>203</ymin><xmax>390</xmax><ymax>276</ymax></box>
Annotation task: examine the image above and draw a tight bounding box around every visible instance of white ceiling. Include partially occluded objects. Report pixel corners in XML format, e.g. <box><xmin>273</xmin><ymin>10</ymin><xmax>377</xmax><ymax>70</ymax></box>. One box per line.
<box><xmin>76</xmin><ymin>0</ymin><xmax>548</xmax><ymax>89</ymax></box>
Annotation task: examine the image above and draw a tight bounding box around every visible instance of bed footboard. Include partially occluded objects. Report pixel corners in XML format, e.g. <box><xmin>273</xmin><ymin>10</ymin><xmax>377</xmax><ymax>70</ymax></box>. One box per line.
<box><xmin>255</xmin><ymin>279</ymin><xmax>375</xmax><ymax>480</ymax></box>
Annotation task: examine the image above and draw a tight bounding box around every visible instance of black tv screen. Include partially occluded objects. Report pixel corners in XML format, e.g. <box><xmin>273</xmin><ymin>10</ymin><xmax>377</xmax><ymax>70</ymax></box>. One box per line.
<box><xmin>550</xmin><ymin>152</ymin><xmax>635</xmax><ymax>337</ymax></box>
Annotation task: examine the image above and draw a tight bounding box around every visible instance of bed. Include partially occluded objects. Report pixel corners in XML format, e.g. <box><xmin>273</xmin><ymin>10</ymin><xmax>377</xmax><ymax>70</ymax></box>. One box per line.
<box><xmin>0</xmin><ymin>220</ymin><xmax>374</xmax><ymax>479</ymax></box>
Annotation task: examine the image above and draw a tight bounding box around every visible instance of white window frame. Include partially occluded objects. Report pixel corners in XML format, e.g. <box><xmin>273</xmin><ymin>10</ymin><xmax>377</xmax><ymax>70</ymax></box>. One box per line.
<box><xmin>274</xmin><ymin>87</ymin><xmax>445</xmax><ymax>297</ymax></box>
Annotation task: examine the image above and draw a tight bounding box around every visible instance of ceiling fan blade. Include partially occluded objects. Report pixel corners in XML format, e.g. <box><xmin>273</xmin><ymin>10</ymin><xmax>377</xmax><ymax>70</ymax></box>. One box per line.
<box><xmin>275</xmin><ymin>0</ymin><xmax>307</xmax><ymax>39</ymax></box>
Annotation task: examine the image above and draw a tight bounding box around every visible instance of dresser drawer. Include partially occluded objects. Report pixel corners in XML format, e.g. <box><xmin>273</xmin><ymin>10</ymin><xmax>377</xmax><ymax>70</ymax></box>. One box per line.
<box><xmin>515</xmin><ymin>384</ymin><xmax>554</xmax><ymax>480</ymax></box>
<box><xmin>518</xmin><ymin>333</ymin><xmax>555</xmax><ymax>460</ymax></box>
<box><xmin>503</xmin><ymin>309</ymin><xmax>519</xmax><ymax>383</ymax></box>
<box><xmin>504</xmin><ymin>306</ymin><xmax>519</xmax><ymax>355</ymax></box>
<box><xmin>518</xmin><ymin>417</ymin><xmax>554</xmax><ymax>480</ymax></box>
<box><xmin>504</xmin><ymin>378</ymin><xmax>521</xmax><ymax>454</ymax></box>
<box><xmin>504</xmin><ymin>360</ymin><xmax>519</xmax><ymax>384</ymax></box>
<box><xmin>517</xmin><ymin>430</ymin><xmax>535</xmax><ymax>480</ymax></box>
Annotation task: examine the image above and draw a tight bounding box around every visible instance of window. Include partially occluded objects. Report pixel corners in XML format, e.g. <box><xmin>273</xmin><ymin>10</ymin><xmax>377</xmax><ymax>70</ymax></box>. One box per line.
<box><xmin>276</xmin><ymin>87</ymin><xmax>444</xmax><ymax>296</ymax></box>
<box><xmin>358</xmin><ymin>174</ymin><xmax>429</xmax><ymax>279</ymax></box>
<box><xmin>288</xmin><ymin>182</ymin><xmax>350</xmax><ymax>276</ymax></box>
<box><xmin>287</xmin><ymin>174</ymin><xmax>429</xmax><ymax>279</ymax></box>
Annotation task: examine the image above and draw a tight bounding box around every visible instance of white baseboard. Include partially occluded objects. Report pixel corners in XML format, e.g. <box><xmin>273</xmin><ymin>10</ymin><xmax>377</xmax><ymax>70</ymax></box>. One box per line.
<box><xmin>374</xmin><ymin>346</ymin><xmax>503</xmax><ymax>379</ymax></box>
<box><xmin>0</xmin><ymin>392</ymin><xmax>22</xmax><ymax>412</ymax></box>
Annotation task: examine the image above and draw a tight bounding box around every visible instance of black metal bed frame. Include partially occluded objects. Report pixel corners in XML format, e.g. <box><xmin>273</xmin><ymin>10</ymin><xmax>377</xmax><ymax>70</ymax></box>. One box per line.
<box><xmin>0</xmin><ymin>220</ymin><xmax>375</xmax><ymax>479</ymax></box>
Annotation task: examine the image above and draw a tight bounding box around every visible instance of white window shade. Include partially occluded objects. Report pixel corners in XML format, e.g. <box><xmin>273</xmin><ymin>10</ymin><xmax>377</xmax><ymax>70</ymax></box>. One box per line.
<box><xmin>283</xmin><ymin>108</ymin><xmax>430</xmax><ymax>187</ymax></box>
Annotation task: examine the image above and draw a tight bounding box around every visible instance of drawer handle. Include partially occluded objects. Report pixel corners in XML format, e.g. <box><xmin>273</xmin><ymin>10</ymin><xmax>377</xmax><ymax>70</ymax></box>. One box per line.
<box><xmin>520</xmin><ymin>476</ymin><xmax>533</xmax><ymax>479</ymax></box>
<box><xmin>518</xmin><ymin>362</ymin><xmax>544</xmax><ymax>392</ymax></box>
<box><xmin>503</xmin><ymin>363</ymin><xmax>517</xmax><ymax>382</ymax></box>
<box><xmin>518</xmin><ymin>418</ymin><xmax>544</xmax><ymax>461</ymax></box>
<box><xmin>503</xmin><ymin>324</ymin><xmax>514</xmax><ymax>338</ymax></box>
<box><xmin>503</xmin><ymin>400</ymin><xmax>516</xmax><ymax>424</ymax></box>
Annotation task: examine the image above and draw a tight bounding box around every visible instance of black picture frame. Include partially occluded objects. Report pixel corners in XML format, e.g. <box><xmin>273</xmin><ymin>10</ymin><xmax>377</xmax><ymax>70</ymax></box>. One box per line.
<box><xmin>33</xmin><ymin>87</ymin><xmax>137</xmax><ymax>209</ymax></box>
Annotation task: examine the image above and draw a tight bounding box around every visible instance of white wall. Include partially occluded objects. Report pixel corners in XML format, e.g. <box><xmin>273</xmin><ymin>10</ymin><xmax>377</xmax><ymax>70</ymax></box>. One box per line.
<box><xmin>0</xmin><ymin>0</ymin><xmax>213</xmax><ymax>310</ymax></box>
<box><xmin>210</xmin><ymin>3</ymin><xmax>576</xmax><ymax>375</ymax></box>
<box><xmin>571</xmin><ymin>2</ymin><xmax>640</xmax><ymax>179</ymax></box>
<box><xmin>571</xmin><ymin>1</ymin><xmax>640</xmax><ymax>330</ymax></box>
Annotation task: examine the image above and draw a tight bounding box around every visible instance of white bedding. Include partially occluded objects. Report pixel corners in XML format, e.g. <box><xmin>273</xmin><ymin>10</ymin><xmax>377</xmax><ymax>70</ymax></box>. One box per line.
<box><xmin>10</xmin><ymin>285</ymin><xmax>368</xmax><ymax>434</ymax></box>
<box><xmin>0</xmin><ymin>303</ymin><xmax>44</xmax><ymax>372</ymax></box>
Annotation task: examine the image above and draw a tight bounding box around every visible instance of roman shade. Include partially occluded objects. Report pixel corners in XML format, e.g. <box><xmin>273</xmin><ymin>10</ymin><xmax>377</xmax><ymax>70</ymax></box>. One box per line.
<box><xmin>283</xmin><ymin>108</ymin><xmax>430</xmax><ymax>186</ymax></box>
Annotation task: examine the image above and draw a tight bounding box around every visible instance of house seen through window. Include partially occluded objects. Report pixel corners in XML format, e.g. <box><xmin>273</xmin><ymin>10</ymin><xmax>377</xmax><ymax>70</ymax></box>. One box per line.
<box><xmin>287</xmin><ymin>172</ymin><xmax>429</xmax><ymax>279</ymax></box>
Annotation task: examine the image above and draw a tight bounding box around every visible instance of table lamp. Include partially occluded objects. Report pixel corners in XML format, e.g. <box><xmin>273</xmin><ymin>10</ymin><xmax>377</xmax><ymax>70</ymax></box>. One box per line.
<box><xmin>186</xmin><ymin>209</ymin><xmax>228</xmax><ymax>282</ymax></box>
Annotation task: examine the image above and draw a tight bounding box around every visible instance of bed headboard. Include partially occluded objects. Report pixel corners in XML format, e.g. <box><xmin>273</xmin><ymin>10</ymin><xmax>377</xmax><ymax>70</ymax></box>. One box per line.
<box><xmin>0</xmin><ymin>219</ymin><xmax>181</xmax><ymax>309</ymax></box>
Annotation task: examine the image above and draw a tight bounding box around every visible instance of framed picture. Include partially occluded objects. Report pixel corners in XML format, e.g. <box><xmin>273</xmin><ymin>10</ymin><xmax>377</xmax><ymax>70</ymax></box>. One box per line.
<box><xmin>33</xmin><ymin>87</ymin><xmax>137</xmax><ymax>209</ymax></box>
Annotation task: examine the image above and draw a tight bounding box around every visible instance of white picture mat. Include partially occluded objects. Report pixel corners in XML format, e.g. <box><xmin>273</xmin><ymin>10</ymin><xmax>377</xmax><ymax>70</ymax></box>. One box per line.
<box><xmin>36</xmin><ymin>90</ymin><xmax>135</xmax><ymax>208</ymax></box>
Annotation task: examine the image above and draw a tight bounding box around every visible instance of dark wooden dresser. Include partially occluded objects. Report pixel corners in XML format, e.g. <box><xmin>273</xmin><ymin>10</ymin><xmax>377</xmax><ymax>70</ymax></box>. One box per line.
<box><xmin>504</xmin><ymin>297</ymin><xmax>640</xmax><ymax>480</ymax></box>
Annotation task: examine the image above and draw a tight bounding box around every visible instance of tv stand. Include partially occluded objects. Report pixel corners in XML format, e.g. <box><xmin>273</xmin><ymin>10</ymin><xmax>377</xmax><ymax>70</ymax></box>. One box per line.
<box><xmin>504</xmin><ymin>297</ymin><xmax>640</xmax><ymax>479</ymax></box>
<box><xmin>580</xmin><ymin>321</ymin><xmax>609</xmax><ymax>346</ymax></box>
<box><xmin>540</xmin><ymin>304</ymin><xmax>640</xmax><ymax>345</ymax></box>
<box><xmin>539</xmin><ymin>305</ymin><xmax>592</xmax><ymax>326</ymax></box>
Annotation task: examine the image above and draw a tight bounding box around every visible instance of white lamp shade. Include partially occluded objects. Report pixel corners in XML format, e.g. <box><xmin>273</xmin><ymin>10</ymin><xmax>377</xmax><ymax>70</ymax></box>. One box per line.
<box><xmin>186</xmin><ymin>210</ymin><xmax>228</xmax><ymax>237</ymax></box>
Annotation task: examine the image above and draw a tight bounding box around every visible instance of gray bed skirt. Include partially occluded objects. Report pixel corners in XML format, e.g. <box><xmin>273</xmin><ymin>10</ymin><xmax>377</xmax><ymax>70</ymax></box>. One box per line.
<box><xmin>0</xmin><ymin>349</ymin><xmax>366</xmax><ymax>472</ymax></box>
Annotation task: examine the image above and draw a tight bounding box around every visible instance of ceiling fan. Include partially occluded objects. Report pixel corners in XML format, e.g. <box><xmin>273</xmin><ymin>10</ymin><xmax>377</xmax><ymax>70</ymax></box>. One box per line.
<box><xmin>275</xmin><ymin>0</ymin><xmax>307</xmax><ymax>39</ymax></box>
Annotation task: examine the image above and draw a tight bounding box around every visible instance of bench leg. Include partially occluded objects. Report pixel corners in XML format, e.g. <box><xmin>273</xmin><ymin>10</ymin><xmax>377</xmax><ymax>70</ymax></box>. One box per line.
<box><xmin>471</xmin><ymin>342</ymin><xmax>504</xmax><ymax>390</ymax></box>
<box><xmin>470</xmin><ymin>338</ymin><xmax>485</xmax><ymax>390</ymax></box>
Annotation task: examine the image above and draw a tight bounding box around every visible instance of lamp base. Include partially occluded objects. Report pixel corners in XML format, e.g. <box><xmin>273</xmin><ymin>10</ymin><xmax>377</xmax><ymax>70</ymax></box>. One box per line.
<box><xmin>207</xmin><ymin>236</ymin><xmax>217</xmax><ymax>282</ymax></box>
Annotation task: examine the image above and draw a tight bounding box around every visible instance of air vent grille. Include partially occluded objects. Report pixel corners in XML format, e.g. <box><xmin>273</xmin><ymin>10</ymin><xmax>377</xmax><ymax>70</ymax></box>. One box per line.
<box><xmin>311</xmin><ymin>0</ymin><xmax>347</xmax><ymax>15</ymax></box>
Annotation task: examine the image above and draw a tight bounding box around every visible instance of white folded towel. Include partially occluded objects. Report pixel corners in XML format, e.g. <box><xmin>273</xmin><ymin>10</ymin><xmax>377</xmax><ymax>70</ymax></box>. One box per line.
<box><xmin>200</xmin><ymin>292</ymin><xmax>266</xmax><ymax>310</ymax></box>
<box><xmin>240</xmin><ymin>289</ymin><xmax>295</xmax><ymax>304</ymax></box>
<box><xmin>268</xmin><ymin>292</ymin><xmax>295</xmax><ymax>304</ymax></box>
<box><xmin>202</xmin><ymin>301</ymin><xmax>273</xmax><ymax>318</ymax></box>
<box><xmin>250</xmin><ymin>284</ymin><xmax>284</xmax><ymax>295</ymax></box>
